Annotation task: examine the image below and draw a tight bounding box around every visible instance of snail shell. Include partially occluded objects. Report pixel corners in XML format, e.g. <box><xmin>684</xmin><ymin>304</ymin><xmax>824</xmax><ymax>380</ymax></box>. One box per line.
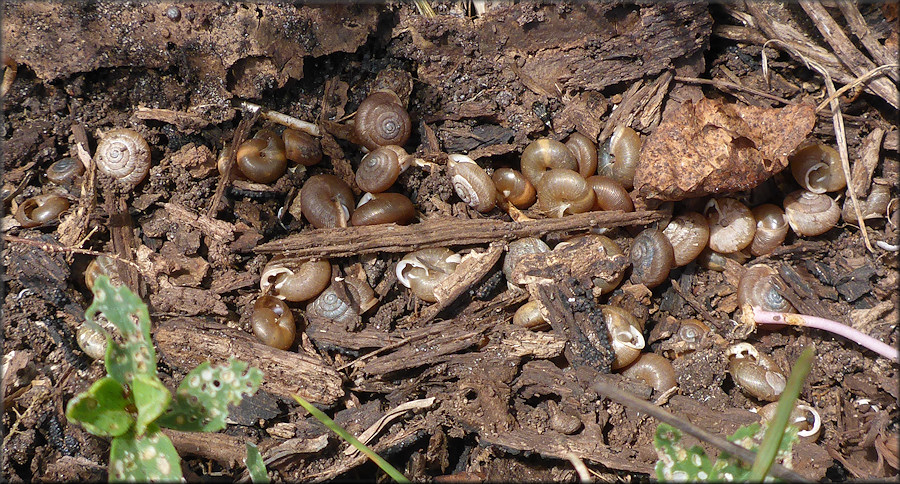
<box><xmin>356</xmin><ymin>145</ymin><xmax>411</xmax><ymax>193</ymax></box>
<box><xmin>250</xmin><ymin>295</ymin><xmax>296</xmax><ymax>350</ymax></box>
<box><xmin>95</xmin><ymin>128</ymin><xmax>151</xmax><ymax>188</ymax></box>
<box><xmin>587</xmin><ymin>175</ymin><xmax>633</xmax><ymax>212</ymax></box>
<box><xmin>85</xmin><ymin>255</ymin><xmax>123</xmax><ymax>291</ymax></box>
<box><xmin>283</xmin><ymin>128</ymin><xmax>323</xmax><ymax>166</ymax></box>
<box><xmin>737</xmin><ymin>264</ymin><xmax>794</xmax><ymax>313</ymax></box>
<box><xmin>749</xmin><ymin>204</ymin><xmax>789</xmax><ymax>256</ymax></box>
<box><xmin>536</xmin><ymin>169</ymin><xmax>595</xmax><ymax>218</ymax></box>
<box><xmin>77</xmin><ymin>323</ymin><xmax>109</xmax><ymax>360</ymax></box>
<box><xmin>520</xmin><ymin>138</ymin><xmax>578</xmax><ymax>186</ymax></box>
<box><xmin>14</xmin><ymin>194</ymin><xmax>69</xmax><ymax>228</ymax></box>
<box><xmin>513</xmin><ymin>300</ymin><xmax>550</xmax><ymax>331</ymax></box>
<box><xmin>547</xmin><ymin>400</ymin><xmax>583</xmax><ymax>435</ymax></box>
<box><xmin>565</xmin><ymin>132</ymin><xmax>598</xmax><ymax>178</ymax></box>
<box><xmin>706</xmin><ymin>198</ymin><xmax>756</xmax><ymax>253</ymax></box>
<box><xmin>351</xmin><ymin>192</ymin><xmax>416</xmax><ymax>226</ymax></box>
<box><xmin>503</xmin><ymin>237</ymin><xmax>551</xmax><ymax>290</ymax></box>
<box><xmin>396</xmin><ymin>248</ymin><xmax>461</xmax><ymax>303</ymax></box>
<box><xmin>602</xmin><ymin>305</ymin><xmax>645</xmax><ymax>370</ymax></box>
<box><xmin>696</xmin><ymin>247</ymin><xmax>749</xmax><ymax>272</ymax></box>
<box><xmin>236</xmin><ymin>129</ymin><xmax>288</xmax><ymax>183</ymax></box>
<box><xmin>260</xmin><ymin>258</ymin><xmax>332</xmax><ymax>302</ymax></box>
<box><xmin>841</xmin><ymin>183</ymin><xmax>892</xmax><ymax>223</ymax></box>
<box><xmin>629</xmin><ymin>228</ymin><xmax>675</xmax><ymax>289</ymax></box>
<box><xmin>789</xmin><ymin>144</ymin><xmax>846</xmax><ymax>194</ymax></box>
<box><xmin>662</xmin><ymin>211</ymin><xmax>709</xmax><ymax>267</ymax></box>
<box><xmin>783</xmin><ymin>189</ymin><xmax>840</xmax><ymax>237</ymax></box>
<box><xmin>307</xmin><ymin>277</ymin><xmax>376</xmax><ymax>326</ymax></box>
<box><xmin>620</xmin><ymin>353</ymin><xmax>677</xmax><ymax>394</ymax></box>
<box><xmin>448</xmin><ymin>155</ymin><xmax>497</xmax><ymax>212</ymax></box>
<box><xmin>300</xmin><ymin>174</ymin><xmax>355</xmax><ymax>228</ymax></box>
<box><xmin>758</xmin><ymin>401</ymin><xmax>822</xmax><ymax>440</ymax></box>
<box><xmin>492</xmin><ymin>168</ymin><xmax>536</xmax><ymax>208</ymax></box>
<box><xmin>590</xmin><ymin>235</ymin><xmax>625</xmax><ymax>295</ymax></box>
<box><xmin>45</xmin><ymin>157</ymin><xmax>85</xmax><ymax>185</ymax></box>
<box><xmin>726</xmin><ymin>343</ymin><xmax>786</xmax><ymax>401</ymax></box>
<box><xmin>353</xmin><ymin>90</ymin><xmax>412</xmax><ymax>151</ymax></box>
<box><xmin>676</xmin><ymin>319</ymin><xmax>710</xmax><ymax>345</ymax></box>
<box><xmin>598</xmin><ymin>126</ymin><xmax>641</xmax><ymax>190</ymax></box>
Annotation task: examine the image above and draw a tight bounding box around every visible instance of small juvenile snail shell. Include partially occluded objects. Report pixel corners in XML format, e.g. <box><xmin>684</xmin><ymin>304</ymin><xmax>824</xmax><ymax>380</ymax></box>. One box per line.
<box><xmin>696</xmin><ymin>247</ymin><xmax>748</xmax><ymax>272</ymax></box>
<box><xmin>448</xmin><ymin>155</ymin><xmax>497</xmax><ymax>212</ymax></box>
<box><xmin>85</xmin><ymin>255</ymin><xmax>122</xmax><ymax>291</ymax></box>
<box><xmin>565</xmin><ymin>132</ymin><xmax>598</xmax><ymax>178</ymax></box>
<box><xmin>749</xmin><ymin>204</ymin><xmax>789</xmax><ymax>256</ymax></box>
<box><xmin>629</xmin><ymin>228</ymin><xmax>675</xmax><ymax>289</ymax></box>
<box><xmin>300</xmin><ymin>174</ymin><xmax>355</xmax><ymax>228</ymax></box>
<box><xmin>77</xmin><ymin>324</ymin><xmax>108</xmax><ymax>360</ymax></box>
<box><xmin>95</xmin><ymin>128</ymin><xmax>151</xmax><ymax>188</ymax></box>
<box><xmin>351</xmin><ymin>192</ymin><xmax>416</xmax><ymax>226</ymax></box>
<box><xmin>620</xmin><ymin>353</ymin><xmax>677</xmax><ymax>394</ymax></box>
<box><xmin>260</xmin><ymin>258</ymin><xmax>332</xmax><ymax>302</ymax></box>
<box><xmin>598</xmin><ymin>126</ymin><xmax>641</xmax><ymax>190</ymax></box>
<box><xmin>841</xmin><ymin>183</ymin><xmax>892</xmax><ymax>223</ymax></box>
<box><xmin>236</xmin><ymin>129</ymin><xmax>288</xmax><ymax>183</ymax></box>
<box><xmin>308</xmin><ymin>277</ymin><xmax>376</xmax><ymax>325</ymax></box>
<box><xmin>726</xmin><ymin>343</ymin><xmax>786</xmax><ymax>401</ymax></box>
<box><xmin>587</xmin><ymin>175</ymin><xmax>633</xmax><ymax>212</ymax></box>
<box><xmin>706</xmin><ymin>198</ymin><xmax>756</xmax><ymax>253</ymax></box>
<box><xmin>250</xmin><ymin>295</ymin><xmax>296</xmax><ymax>350</ymax></box>
<box><xmin>356</xmin><ymin>145</ymin><xmax>411</xmax><ymax>193</ymax></box>
<box><xmin>282</xmin><ymin>128</ymin><xmax>323</xmax><ymax>166</ymax></box>
<box><xmin>677</xmin><ymin>319</ymin><xmax>710</xmax><ymax>345</ymax></box>
<box><xmin>737</xmin><ymin>264</ymin><xmax>794</xmax><ymax>314</ymax></box>
<box><xmin>396</xmin><ymin>248</ymin><xmax>461</xmax><ymax>303</ymax></box>
<box><xmin>591</xmin><ymin>235</ymin><xmax>625</xmax><ymax>294</ymax></box>
<box><xmin>503</xmin><ymin>237</ymin><xmax>551</xmax><ymax>290</ymax></box>
<box><xmin>14</xmin><ymin>194</ymin><xmax>70</xmax><ymax>228</ymax></box>
<box><xmin>758</xmin><ymin>401</ymin><xmax>822</xmax><ymax>440</ymax></box>
<box><xmin>547</xmin><ymin>400</ymin><xmax>583</xmax><ymax>435</ymax></box>
<box><xmin>353</xmin><ymin>90</ymin><xmax>412</xmax><ymax>151</ymax></box>
<box><xmin>661</xmin><ymin>211</ymin><xmax>709</xmax><ymax>267</ymax></box>
<box><xmin>783</xmin><ymin>189</ymin><xmax>840</xmax><ymax>237</ymax></box>
<box><xmin>536</xmin><ymin>169</ymin><xmax>595</xmax><ymax>218</ymax></box>
<box><xmin>45</xmin><ymin>157</ymin><xmax>85</xmax><ymax>185</ymax></box>
<box><xmin>513</xmin><ymin>300</ymin><xmax>550</xmax><ymax>331</ymax></box>
<box><xmin>789</xmin><ymin>144</ymin><xmax>846</xmax><ymax>194</ymax></box>
<box><xmin>602</xmin><ymin>305</ymin><xmax>645</xmax><ymax>370</ymax></box>
<box><xmin>492</xmin><ymin>168</ymin><xmax>536</xmax><ymax>208</ymax></box>
<box><xmin>520</xmin><ymin>138</ymin><xmax>578</xmax><ymax>186</ymax></box>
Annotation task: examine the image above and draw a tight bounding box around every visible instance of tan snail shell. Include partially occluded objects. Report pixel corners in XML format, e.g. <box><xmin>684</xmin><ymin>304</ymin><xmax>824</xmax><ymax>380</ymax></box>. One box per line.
<box><xmin>598</xmin><ymin>126</ymin><xmax>641</xmax><ymax>190</ymax></box>
<box><xmin>737</xmin><ymin>264</ymin><xmax>794</xmax><ymax>314</ymax></box>
<box><xmin>789</xmin><ymin>144</ymin><xmax>846</xmax><ymax>194</ymax></box>
<box><xmin>749</xmin><ymin>204</ymin><xmax>789</xmax><ymax>256</ymax></box>
<box><xmin>520</xmin><ymin>138</ymin><xmax>578</xmax><ymax>186</ymax></box>
<box><xmin>77</xmin><ymin>323</ymin><xmax>109</xmax><ymax>360</ymax></box>
<box><xmin>14</xmin><ymin>194</ymin><xmax>69</xmax><ymax>228</ymax></box>
<box><xmin>706</xmin><ymin>198</ymin><xmax>756</xmax><ymax>253</ymax></box>
<box><xmin>236</xmin><ymin>129</ymin><xmax>288</xmax><ymax>183</ymax></box>
<box><xmin>758</xmin><ymin>401</ymin><xmax>822</xmax><ymax>440</ymax></box>
<box><xmin>260</xmin><ymin>258</ymin><xmax>332</xmax><ymax>302</ymax></box>
<box><xmin>353</xmin><ymin>90</ymin><xmax>412</xmax><ymax>151</ymax></box>
<box><xmin>448</xmin><ymin>154</ymin><xmax>497</xmax><ymax>212</ymax></box>
<box><xmin>282</xmin><ymin>128</ymin><xmax>323</xmax><ymax>166</ymax></box>
<box><xmin>95</xmin><ymin>128</ymin><xmax>151</xmax><ymax>188</ymax></box>
<box><xmin>726</xmin><ymin>343</ymin><xmax>786</xmax><ymax>402</ymax></box>
<box><xmin>513</xmin><ymin>300</ymin><xmax>550</xmax><ymax>331</ymax></box>
<box><xmin>587</xmin><ymin>175</ymin><xmax>634</xmax><ymax>212</ymax></box>
<box><xmin>492</xmin><ymin>168</ymin><xmax>536</xmax><ymax>209</ymax></box>
<box><xmin>662</xmin><ymin>211</ymin><xmax>709</xmax><ymax>267</ymax></box>
<box><xmin>629</xmin><ymin>228</ymin><xmax>675</xmax><ymax>289</ymax></box>
<box><xmin>307</xmin><ymin>277</ymin><xmax>377</xmax><ymax>326</ymax></box>
<box><xmin>602</xmin><ymin>305</ymin><xmax>645</xmax><ymax>370</ymax></box>
<box><xmin>841</xmin><ymin>183</ymin><xmax>892</xmax><ymax>224</ymax></box>
<box><xmin>590</xmin><ymin>235</ymin><xmax>626</xmax><ymax>295</ymax></box>
<box><xmin>351</xmin><ymin>192</ymin><xmax>416</xmax><ymax>226</ymax></box>
<box><xmin>565</xmin><ymin>132</ymin><xmax>598</xmax><ymax>178</ymax></box>
<box><xmin>85</xmin><ymin>255</ymin><xmax>123</xmax><ymax>291</ymax></box>
<box><xmin>620</xmin><ymin>353</ymin><xmax>677</xmax><ymax>394</ymax></box>
<box><xmin>300</xmin><ymin>174</ymin><xmax>355</xmax><ymax>228</ymax></box>
<box><xmin>396</xmin><ymin>248</ymin><xmax>461</xmax><ymax>303</ymax></box>
<box><xmin>356</xmin><ymin>145</ymin><xmax>412</xmax><ymax>193</ymax></box>
<box><xmin>783</xmin><ymin>190</ymin><xmax>840</xmax><ymax>237</ymax></box>
<box><xmin>250</xmin><ymin>295</ymin><xmax>296</xmax><ymax>350</ymax></box>
<box><xmin>503</xmin><ymin>237</ymin><xmax>551</xmax><ymax>290</ymax></box>
<box><xmin>536</xmin><ymin>169</ymin><xmax>595</xmax><ymax>218</ymax></box>
<box><xmin>696</xmin><ymin>247</ymin><xmax>749</xmax><ymax>272</ymax></box>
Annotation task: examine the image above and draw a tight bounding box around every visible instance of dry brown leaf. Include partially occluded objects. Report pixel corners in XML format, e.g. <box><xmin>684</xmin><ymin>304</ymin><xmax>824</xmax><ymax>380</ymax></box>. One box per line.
<box><xmin>634</xmin><ymin>98</ymin><xmax>815</xmax><ymax>201</ymax></box>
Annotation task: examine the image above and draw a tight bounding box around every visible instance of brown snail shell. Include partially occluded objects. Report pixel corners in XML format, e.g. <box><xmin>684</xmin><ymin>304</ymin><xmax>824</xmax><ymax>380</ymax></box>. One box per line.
<box><xmin>250</xmin><ymin>295</ymin><xmax>296</xmax><ymax>350</ymax></box>
<box><xmin>590</xmin><ymin>235</ymin><xmax>626</xmax><ymax>295</ymax></box>
<box><xmin>503</xmin><ymin>237</ymin><xmax>551</xmax><ymax>290</ymax></box>
<box><xmin>565</xmin><ymin>132</ymin><xmax>598</xmax><ymax>178</ymax></box>
<box><xmin>676</xmin><ymin>319</ymin><xmax>710</xmax><ymax>346</ymax></box>
<box><xmin>236</xmin><ymin>129</ymin><xmax>288</xmax><ymax>183</ymax></box>
<box><xmin>95</xmin><ymin>128</ymin><xmax>151</xmax><ymax>188</ymax></box>
<box><xmin>282</xmin><ymin>128</ymin><xmax>323</xmax><ymax>166</ymax></box>
<box><xmin>492</xmin><ymin>168</ymin><xmax>536</xmax><ymax>209</ymax></box>
<box><xmin>620</xmin><ymin>353</ymin><xmax>677</xmax><ymax>394</ymax></box>
<box><xmin>598</xmin><ymin>126</ymin><xmax>640</xmax><ymax>190</ymax></box>
<box><xmin>77</xmin><ymin>323</ymin><xmax>109</xmax><ymax>360</ymax></box>
<box><xmin>45</xmin><ymin>157</ymin><xmax>85</xmax><ymax>186</ymax></box>
<box><xmin>696</xmin><ymin>247</ymin><xmax>749</xmax><ymax>272</ymax></box>
<box><xmin>15</xmin><ymin>194</ymin><xmax>70</xmax><ymax>228</ymax></box>
<box><xmin>726</xmin><ymin>343</ymin><xmax>786</xmax><ymax>402</ymax></box>
<box><xmin>448</xmin><ymin>155</ymin><xmax>497</xmax><ymax>213</ymax></box>
<box><xmin>356</xmin><ymin>145</ymin><xmax>411</xmax><ymax>193</ymax></box>
<box><xmin>260</xmin><ymin>258</ymin><xmax>332</xmax><ymax>302</ymax></box>
<box><xmin>749</xmin><ymin>204</ymin><xmax>789</xmax><ymax>256</ymax></box>
<box><xmin>587</xmin><ymin>175</ymin><xmax>634</xmax><ymax>212</ymax></box>
<box><xmin>307</xmin><ymin>277</ymin><xmax>376</xmax><ymax>326</ymax></box>
<box><xmin>85</xmin><ymin>255</ymin><xmax>123</xmax><ymax>291</ymax></box>
<box><xmin>513</xmin><ymin>300</ymin><xmax>550</xmax><ymax>331</ymax></box>
<box><xmin>536</xmin><ymin>169</ymin><xmax>595</xmax><ymax>218</ymax></box>
<box><xmin>300</xmin><ymin>174</ymin><xmax>355</xmax><ymax>228</ymax></box>
<box><xmin>629</xmin><ymin>228</ymin><xmax>675</xmax><ymax>289</ymax></box>
<box><xmin>783</xmin><ymin>189</ymin><xmax>840</xmax><ymax>237</ymax></box>
<box><xmin>602</xmin><ymin>305</ymin><xmax>645</xmax><ymax>370</ymax></box>
<box><xmin>706</xmin><ymin>198</ymin><xmax>756</xmax><ymax>253</ymax></box>
<box><xmin>789</xmin><ymin>144</ymin><xmax>846</xmax><ymax>194</ymax></box>
<box><xmin>520</xmin><ymin>138</ymin><xmax>578</xmax><ymax>186</ymax></box>
<box><xmin>351</xmin><ymin>192</ymin><xmax>416</xmax><ymax>226</ymax></box>
<box><xmin>396</xmin><ymin>248</ymin><xmax>461</xmax><ymax>303</ymax></box>
<box><xmin>661</xmin><ymin>211</ymin><xmax>709</xmax><ymax>267</ymax></box>
<box><xmin>841</xmin><ymin>183</ymin><xmax>892</xmax><ymax>224</ymax></box>
<box><xmin>737</xmin><ymin>264</ymin><xmax>794</xmax><ymax>314</ymax></box>
<box><xmin>353</xmin><ymin>90</ymin><xmax>412</xmax><ymax>151</ymax></box>
<box><xmin>758</xmin><ymin>401</ymin><xmax>822</xmax><ymax>440</ymax></box>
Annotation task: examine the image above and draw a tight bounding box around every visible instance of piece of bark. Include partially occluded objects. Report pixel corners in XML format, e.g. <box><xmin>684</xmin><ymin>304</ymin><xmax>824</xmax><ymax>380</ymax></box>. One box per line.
<box><xmin>163</xmin><ymin>429</ymin><xmax>248</xmax><ymax>468</ymax></box>
<box><xmin>156</xmin><ymin>318</ymin><xmax>344</xmax><ymax>404</ymax></box>
<box><xmin>635</xmin><ymin>98</ymin><xmax>816</xmax><ymax>201</ymax></box>
<box><xmin>849</xmin><ymin>128</ymin><xmax>885</xmax><ymax>197</ymax></box>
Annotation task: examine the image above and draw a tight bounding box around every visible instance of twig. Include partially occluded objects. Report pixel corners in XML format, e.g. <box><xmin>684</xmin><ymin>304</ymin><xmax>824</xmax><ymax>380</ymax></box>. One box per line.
<box><xmin>591</xmin><ymin>379</ymin><xmax>810</xmax><ymax>482</ymax></box>
<box><xmin>815</xmin><ymin>64</ymin><xmax>900</xmax><ymax>112</ymax></box>
<box><xmin>2</xmin><ymin>234</ymin><xmax>142</xmax><ymax>271</ymax></box>
<box><xmin>239</xmin><ymin>101</ymin><xmax>320</xmax><ymax>136</ymax></box>
<box><xmin>751</xmin><ymin>307</ymin><xmax>898</xmax><ymax>362</ymax></box>
<box><xmin>566</xmin><ymin>453</ymin><xmax>592</xmax><ymax>483</ymax></box>
<box><xmin>673</xmin><ymin>76</ymin><xmax>792</xmax><ymax>105</ymax></box>
<box><xmin>207</xmin><ymin>109</ymin><xmax>260</xmax><ymax>218</ymax></box>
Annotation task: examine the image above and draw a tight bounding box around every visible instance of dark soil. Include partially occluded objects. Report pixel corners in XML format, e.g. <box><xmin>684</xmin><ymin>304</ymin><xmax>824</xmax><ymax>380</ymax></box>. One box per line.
<box><xmin>2</xmin><ymin>2</ymin><xmax>898</xmax><ymax>482</ymax></box>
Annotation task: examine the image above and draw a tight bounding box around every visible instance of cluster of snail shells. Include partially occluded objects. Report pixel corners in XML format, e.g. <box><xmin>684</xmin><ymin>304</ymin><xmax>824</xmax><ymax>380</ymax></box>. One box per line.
<box><xmin>229</xmin><ymin>127</ymin><xmax>323</xmax><ymax>184</ymax></box>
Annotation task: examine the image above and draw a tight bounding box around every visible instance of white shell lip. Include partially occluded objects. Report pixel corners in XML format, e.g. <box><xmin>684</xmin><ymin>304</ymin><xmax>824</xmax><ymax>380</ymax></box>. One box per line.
<box><xmin>357</xmin><ymin>192</ymin><xmax>376</xmax><ymax>208</ymax></box>
<box><xmin>448</xmin><ymin>153</ymin><xmax>476</xmax><ymax>165</ymax></box>
<box><xmin>260</xmin><ymin>266</ymin><xmax>294</xmax><ymax>297</ymax></box>
<box><xmin>452</xmin><ymin>174</ymin><xmax>478</xmax><ymax>206</ymax></box>
<box><xmin>396</xmin><ymin>258</ymin><xmax>423</xmax><ymax>288</ymax></box>
<box><xmin>725</xmin><ymin>342</ymin><xmax>759</xmax><ymax>361</ymax></box>
<box><xmin>803</xmin><ymin>162</ymin><xmax>829</xmax><ymax>194</ymax></box>
<box><xmin>795</xmin><ymin>404</ymin><xmax>821</xmax><ymax>438</ymax></box>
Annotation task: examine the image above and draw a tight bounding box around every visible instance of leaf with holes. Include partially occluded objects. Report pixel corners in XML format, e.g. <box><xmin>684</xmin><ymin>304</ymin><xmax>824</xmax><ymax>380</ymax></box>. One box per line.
<box><xmin>132</xmin><ymin>373</ymin><xmax>171</xmax><ymax>436</ymax></box>
<box><xmin>65</xmin><ymin>376</ymin><xmax>134</xmax><ymax>438</ymax></box>
<box><xmin>157</xmin><ymin>359</ymin><xmax>262</xmax><ymax>432</ymax></box>
<box><xmin>109</xmin><ymin>424</ymin><xmax>182</xmax><ymax>482</ymax></box>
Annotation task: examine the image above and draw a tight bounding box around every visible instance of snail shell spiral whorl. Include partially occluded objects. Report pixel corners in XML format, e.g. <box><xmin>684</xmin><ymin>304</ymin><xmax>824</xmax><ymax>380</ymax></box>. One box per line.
<box><xmin>95</xmin><ymin>128</ymin><xmax>151</xmax><ymax>189</ymax></box>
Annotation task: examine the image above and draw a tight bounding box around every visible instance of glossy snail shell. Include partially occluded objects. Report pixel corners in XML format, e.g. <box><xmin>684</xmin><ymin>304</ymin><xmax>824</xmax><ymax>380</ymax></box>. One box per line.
<box><xmin>236</xmin><ymin>130</ymin><xmax>288</xmax><ymax>183</ymax></box>
<box><xmin>448</xmin><ymin>155</ymin><xmax>497</xmax><ymax>213</ymax></box>
<box><xmin>726</xmin><ymin>343</ymin><xmax>786</xmax><ymax>402</ymax></box>
<box><xmin>396</xmin><ymin>248</ymin><xmax>461</xmax><ymax>303</ymax></box>
<box><xmin>783</xmin><ymin>190</ymin><xmax>840</xmax><ymax>237</ymax></box>
<box><xmin>46</xmin><ymin>157</ymin><xmax>85</xmax><ymax>185</ymax></box>
<box><xmin>620</xmin><ymin>353</ymin><xmax>677</xmax><ymax>394</ymax></box>
<box><xmin>737</xmin><ymin>264</ymin><xmax>794</xmax><ymax>314</ymax></box>
<box><xmin>602</xmin><ymin>305</ymin><xmax>645</xmax><ymax>370</ymax></box>
<box><xmin>789</xmin><ymin>144</ymin><xmax>846</xmax><ymax>194</ymax></box>
<box><xmin>356</xmin><ymin>145</ymin><xmax>410</xmax><ymax>193</ymax></box>
<box><xmin>520</xmin><ymin>138</ymin><xmax>578</xmax><ymax>186</ymax></box>
<box><xmin>250</xmin><ymin>295</ymin><xmax>296</xmax><ymax>350</ymax></box>
<box><xmin>492</xmin><ymin>168</ymin><xmax>536</xmax><ymax>208</ymax></box>
<box><xmin>282</xmin><ymin>128</ymin><xmax>323</xmax><ymax>166</ymax></box>
<box><xmin>629</xmin><ymin>228</ymin><xmax>675</xmax><ymax>289</ymax></box>
<box><xmin>676</xmin><ymin>319</ymin><xmax>710</xmax><ymax>345</ymax></box>
<box><xmin>351</xmin><ymin>192</ymin><xmax>416</xmax><ymax>226</ymax></box>
<box><xmin>587</xmin><ymin>175</ymin><xmax>634</xmax><ymax>212</ymax></box>
<box><xmin>662</xmin><ymin>211</ymin><xmax>709</xmax><ymax>267</ymax></box>
<box><xmin>260</xmin><ymin>258</ymin><xmax>332</xmax><ymax>302</ymax></box>
<box><xmin>749</xmin><ymin>204</ymin><xmax>789</xmax><ymax>256</ymax></box>
<box><xmin>706</xmin><ymin>198</ymin><xmax>756</xmax><ymax>253</ymax></box>
<box><xmin>536</xmin><ymin>169</ymin><xmax>595</xmax><ymax>218</ymax></box>
<box><xmin>353</xmin><ymin>90</ymin><xmax>412</xmax><ymax>151</ymax></box>
<box><xmin>598</xmin><ymin>126</ymin><xmax>641</xmax><ymax>190</ymax></box>
<box><xmin>513</xmin><ymin>300</ymin><xmax>550</xmax><ymax>331</ymax></box>
<box><xmin>85</xmin><ymin>255</ymin><xmax>122</xmax><ymax>291</ymax></box>
<box><xmin>14</xmin><ymin>194</ymin><xmax>69</xmax><ymax>228</ymax></box>
<box><xmin>565</xmin><ymin>132</ymin><xmax>598</xmax><ymax>178</ymax></box>
<box><xmin>95</xmin><ymin>128</ymin><xmax>151</xmax><ymax>188</ymax></box>
<box><xmin>300</xmin><ymin>174</ymin><xmax>355</xmax><ymax>228</ymax></box>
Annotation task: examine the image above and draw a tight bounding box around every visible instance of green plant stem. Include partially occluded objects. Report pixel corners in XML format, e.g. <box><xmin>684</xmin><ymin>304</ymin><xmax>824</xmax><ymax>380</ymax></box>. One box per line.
<box><xmin>748</xmin><ymin>346</ymin><xmax>815</xmax><ymax>481</ymax></box>
<box><xmin>293</xmin><ymin>395</ymin><xmax>410</xmax><ymax>483</ymax></box>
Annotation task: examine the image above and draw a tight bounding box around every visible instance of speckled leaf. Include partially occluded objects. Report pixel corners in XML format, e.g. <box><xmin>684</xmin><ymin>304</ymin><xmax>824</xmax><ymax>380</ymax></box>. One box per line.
<box><xmin>245</xmin><ymin>443</ymin><xmax>269</xmax><ymax>483</ymax></box>
<box><xmin>132</xmin><ymin>373</ymin><xmax>171</xmax><ymax>436</ymax></box>
<box><xmin>157</xmin><ymin>359</ymin><xmax>262</xmax><ymax>432</ymax></box>
<box><xmin>65</xmin><ymin>376</ymin><xmax>134</xmax><ymax>438</ymax></box>
<box><xmin>109</xmin><ymin>424</ymin><xmax>182</xmax><ymax>482</ymax></box>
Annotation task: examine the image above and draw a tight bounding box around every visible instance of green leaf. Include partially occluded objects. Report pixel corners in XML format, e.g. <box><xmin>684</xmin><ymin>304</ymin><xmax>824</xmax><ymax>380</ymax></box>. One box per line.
<box><xmin>157</xmin><ymin>359</ymin><xmax>262</xmax><ymax>432</ymax></box>
<box><xmin>65</xmin><ymin>376</ymin><xmax>134</xmax><ymax>438</ymax></box>
<box><xmin>245</xmin><ymin>443</ymin><xmax>269</xmax><ymax>483</ymax></box>
<box><xmin>109</xmin><ymin>424</ymin><xmax>182</xmax><ymax>482</ymax></box>
<box><xmin>131</xmin><ymin>373</ymin><xmax>172</xmax><ymax>436</ymax></box>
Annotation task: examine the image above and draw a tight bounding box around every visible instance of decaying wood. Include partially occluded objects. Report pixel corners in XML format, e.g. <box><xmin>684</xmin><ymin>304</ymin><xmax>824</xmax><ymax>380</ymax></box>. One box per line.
<box><xmin>255</xmin><ymin>210</ymin><xmax>663</xmax><ymax>258</ymax></box>
<box><xmin>850</xmin><ymin>127</ymin><xmax>886</xmax><ymax>197</ymax></box>
<box><xmin>155</xmin><ymin>318</ymin><xmax>344</xmax><ymax>404</ymax></box>
<box><xmin>163</xmin><ymin>429</ymin><xmax>247</xmax><ymax>468</ymax></box>
<box><xmin>57</xmin><ymin>123</ymin><xmax>97</xmax><ymax>249</ymax></box>
<box><xmin>105</xmin><ymin>194</ymin><xmax>143</xmax><ymax>297</ymax></box>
